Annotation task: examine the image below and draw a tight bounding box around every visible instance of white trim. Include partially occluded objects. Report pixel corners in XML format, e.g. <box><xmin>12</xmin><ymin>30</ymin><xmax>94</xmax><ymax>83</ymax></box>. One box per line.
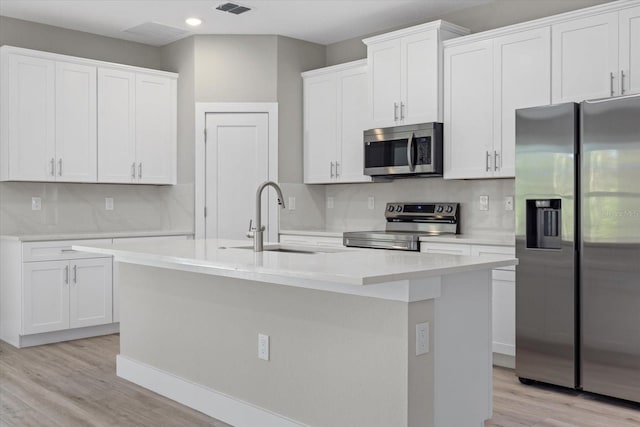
<box><xmin>493</xmin><ymin>342</ymin><xmax>516</xmax><ymax>357</ymax></box>
<box><xmin>444</xmin><ymin>0</ymin><xmax>640</xmax><ymax>47</ymax></box>
<box><xmin>194</xmin><ymin>103</ymin><xmax>279</xmax><ymax>240</ymax></box>
<box><xmin>0</xmin><ymin>45</ymin><xmax>177</xmax><ymax>78</ymax></box>
<box><xmin>117</xmin><ymin>355</ymin><xmax>307</xmax><ymax>427</ymax></box>
<box><xmin>17</xmin><ymin>323</ymin><xmax>119</xmax><ymax>348</ymax></box>
<box><xmin>363</xmin><ymin>20</ymin><xmax>470</xmax><ymax>45</ymax></box>
<box><xmin>301</xmin><ymin>59</ymin><xmax>367</xmax><ymax>78</ymax></box>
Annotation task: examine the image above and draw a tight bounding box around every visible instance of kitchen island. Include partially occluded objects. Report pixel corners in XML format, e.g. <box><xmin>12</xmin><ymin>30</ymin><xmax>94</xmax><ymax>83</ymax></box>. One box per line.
<box><xmin>74</xmin><ymin>238</ymin><xmax>517</xmax><ymax>427</ymax></box>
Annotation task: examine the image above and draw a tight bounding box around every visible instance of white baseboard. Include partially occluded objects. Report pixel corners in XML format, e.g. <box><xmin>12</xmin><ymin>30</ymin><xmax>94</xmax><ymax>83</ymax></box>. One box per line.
<box><xmin>493</xmin><ymin>352</ymin><xmax>515</xmax><ymax>369</ymax></box>
<box><xmin>116</xmin><ymin>355</ymin><xmax>307</xmax><ymax>427</ymax></box>
<box><xmin>17</xmin><ymin>323</ymin><xmax>119</xmax><ymax>348</ymax></box>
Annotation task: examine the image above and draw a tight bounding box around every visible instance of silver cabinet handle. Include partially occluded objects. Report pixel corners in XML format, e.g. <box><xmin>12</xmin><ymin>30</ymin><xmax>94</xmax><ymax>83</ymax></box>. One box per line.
<box><xmin>58</xmin><ymin>158</ymin><xmax>62</xmax><ymax>176</ymax></box>
<box><xmin>330</xmin><ymin>161</ymin><xmax>335</xmax><ymax>178</ymax></box>
<box><xmin>73</xmin><ymin>265</ymin><xmax>77</xmax><ymax>284</ymax></box>
<box><xmin>393</xmin><ymin>102</ymin><xmax>398</xmax><ymax>121</ymax></box>
<box><xmin>485</xmin><ymin>151</ymin><xmax>490</xmax><ymax>172</ymax></box>
<box><xmin>131</xmin><ymin>162</ymin><xmax>136</xmax><ymax>178</ymax></box>
<box><xmin>64</xmin><ymin>265</ymin><xmax>69</xmax><ymax>285</ymax></box>
<box><xmin>621</xmin><ymin>70</ymin><xmax>626</xmax><ymax>95</ymax></box>
<box><xmin>494</xmin><ymin>150</ymin><xmax>500</xmax><ymax>171</ymax></box>
<box><xmin>400</xmin><ymin>102</ymin><xmax>405</xmax><ymax>120</ymax></box>
<box><xmin>50</xmin><ymin>158</ymin><xmax>55</xmax><ymax>176</ymax></box>
<box><xmin>610</xmin><ymin>71</ymin><xmax>615</xmax><ymax>96</ymax></box>
<box><xmin>407</xmin><ymin>133</ymin><xmax>415</xmax><ymax>171</ymax></box>
<box><xmin>138</xmin><ymin>162</ymin><xmax>142</xmax><ymax>179</ymax></box>
<box><xmin>335</xmin><ymin>161</ymin><xmax>340</xmax><ymax>177</ymax></box>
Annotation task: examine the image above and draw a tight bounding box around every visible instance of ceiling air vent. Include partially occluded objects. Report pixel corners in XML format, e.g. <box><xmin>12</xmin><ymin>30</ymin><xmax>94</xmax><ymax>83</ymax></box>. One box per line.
<box><xmin>215</xmin><ymin>2</ymin><xmax>252</xmax><ymax>15</ymax></box>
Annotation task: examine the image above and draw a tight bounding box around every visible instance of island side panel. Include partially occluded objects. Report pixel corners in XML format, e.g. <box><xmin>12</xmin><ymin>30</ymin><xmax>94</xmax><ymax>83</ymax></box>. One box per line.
<box><xmin>117</xmin><ymin>263</ymin><xmax>437</xmax><ymax>427</ymax></box>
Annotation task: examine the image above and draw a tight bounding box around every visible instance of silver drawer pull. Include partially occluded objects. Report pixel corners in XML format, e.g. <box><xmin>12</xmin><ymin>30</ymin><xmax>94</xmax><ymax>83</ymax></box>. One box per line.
<box><xmin>73</xmin><ymin>265</ymin><xmax>77</xmax><ymax>283</ymax></box>
<box><xmin>61</xmin><ymin>249</ymin><xmax>77</xmax><ymax>253</ymax></box>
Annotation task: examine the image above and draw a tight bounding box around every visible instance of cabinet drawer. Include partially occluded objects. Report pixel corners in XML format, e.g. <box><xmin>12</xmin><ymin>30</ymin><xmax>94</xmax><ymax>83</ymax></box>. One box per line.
<box><xmin>22</xmin><ymin>239</ymin><xmax>112</xmax><ymax>262</ymax></box>
<box><xmin>420</xmin><ymin>242</ymin><xmax>471</xmax><ymax>256</ymax></box>
<box><xmin>493</xmin><ymin>269</ymin><xmax>515</xmax><ymax>282</ymax></box>
<box><xmin>280</xmin><ymin>234</ymin><xmax>344</xmax><ymax>248</ymax></box>
<box><xmin>471</xmin><ymin>245</ymin><xmax>516</xmax><ymax>271</ymax></box>
<box><xmin>112</xmin><ymin>235</ymin><xmax>191</xmax><ymax>244</ymax></box>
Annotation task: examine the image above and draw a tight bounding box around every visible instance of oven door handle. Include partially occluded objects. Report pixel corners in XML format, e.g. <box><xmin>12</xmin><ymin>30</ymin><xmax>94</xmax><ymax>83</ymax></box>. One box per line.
<box><xmin>406</xmin><ymin>132</ymin><xmax>415</xmax><ymax>171</ymax></box>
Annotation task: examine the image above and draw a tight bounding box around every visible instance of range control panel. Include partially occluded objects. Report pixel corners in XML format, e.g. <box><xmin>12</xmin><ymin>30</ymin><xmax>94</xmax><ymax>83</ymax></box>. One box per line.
<box><xmin>384</xmin><ymin>202</ymin><xmax>459</xmax><ymax>221</ymax></box>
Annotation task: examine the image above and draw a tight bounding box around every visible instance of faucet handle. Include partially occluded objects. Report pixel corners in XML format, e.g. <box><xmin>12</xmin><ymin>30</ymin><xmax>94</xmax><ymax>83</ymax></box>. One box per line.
<box><xmin>246</xmin><ymin>219</ymin><xmax>255</xmax><ymax>238</ymax></box>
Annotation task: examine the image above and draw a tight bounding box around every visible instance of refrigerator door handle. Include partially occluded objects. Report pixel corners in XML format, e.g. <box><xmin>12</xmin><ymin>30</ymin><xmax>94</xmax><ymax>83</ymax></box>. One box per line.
<box><xmin>584</xmin><ymin>93</ymin><xmax>640</xmax><ymax>104</ymax></box>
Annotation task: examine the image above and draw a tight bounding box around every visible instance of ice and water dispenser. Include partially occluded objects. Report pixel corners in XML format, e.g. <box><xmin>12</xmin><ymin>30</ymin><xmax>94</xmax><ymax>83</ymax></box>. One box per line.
<box><xmin>526</xmin><ymin>199</ymin><xmax>562</xmax><ymax>250</ymax></box>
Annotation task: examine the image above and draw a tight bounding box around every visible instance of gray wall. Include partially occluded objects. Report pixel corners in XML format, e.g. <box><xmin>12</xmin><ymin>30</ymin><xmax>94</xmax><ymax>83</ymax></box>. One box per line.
<box><xmin>325</xmin><ymin>0</ymin><xmax>614</xmax><ymax>65</ymax></box>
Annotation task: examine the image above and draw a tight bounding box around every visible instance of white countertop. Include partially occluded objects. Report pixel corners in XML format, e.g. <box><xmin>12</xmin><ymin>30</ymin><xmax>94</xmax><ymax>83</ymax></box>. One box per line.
<box><xmin>280</xmin><ymin>229</ymin><xmax>514</xmax><ymax>246</ymax></box>
<box><xmin>1</xmin><ymin>230</ymin><xmax>194</xmax><ymax>242</ymax></box>
<box><xmin>74</xmin><ymin>238</ymin><xmax>517</xmax><ymax>287</ymax></box>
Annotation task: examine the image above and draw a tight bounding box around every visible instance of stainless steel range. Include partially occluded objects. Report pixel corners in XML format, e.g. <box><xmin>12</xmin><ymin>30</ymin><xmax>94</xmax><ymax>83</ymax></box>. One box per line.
<box><xmin>343</xmin><ymin>202</ymin><xmax>460</xmax><ymax>251</ymax></box>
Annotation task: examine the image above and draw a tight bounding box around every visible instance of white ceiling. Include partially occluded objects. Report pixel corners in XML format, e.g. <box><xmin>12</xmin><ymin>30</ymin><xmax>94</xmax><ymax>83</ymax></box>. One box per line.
<box><xmin>0</xmin><ymin>0</ymin><xmax>492</xmax><ymax>46</ymax></box>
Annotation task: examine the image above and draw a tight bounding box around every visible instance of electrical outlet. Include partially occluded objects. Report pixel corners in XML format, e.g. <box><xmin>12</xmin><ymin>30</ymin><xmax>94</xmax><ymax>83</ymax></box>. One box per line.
<box><xmin>504</xmin><ymin>196</ymin><xmax>514</xmax><ymax>211</ymax></box>
<box><xmin>416</xmin><ymin>322</ymin><xmax>429</xmax><ymax>356</ymax></box>
<box><xmin>105</xmin><ymin>197</ymin><xmax>114</xmax><ymax>211</ymax></box>
<box><xmin>31</xmin><ymin>197</ymin><xmax>41</xmax><ymax>211</ymax></box>
<box><xmin>258</xmin><ymin>334</ymin><xmax>270</xmax><ymax>361</ymax></box>
<box><xmin>288</xmin><ymin>196</ymin><xmax>296</xmax><ymax>211</ymax></box>
<box><xmin>479</xmin><ymin>195</ymin><xmax>489</xmax><ymax>211</ymax></box>
<box><xmin>327</xmin><ymin>196</ymin><xmax>334</xmax><ymax>209</ymax></box>
<box><xmin>367</xmin><ymin>196</ymin><xmax>375</xmax><ymax>210</ymax></box>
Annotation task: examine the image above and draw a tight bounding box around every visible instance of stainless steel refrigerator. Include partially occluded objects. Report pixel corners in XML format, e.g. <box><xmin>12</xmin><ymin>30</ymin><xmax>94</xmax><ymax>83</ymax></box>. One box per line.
<box><xmin>515</xmin><ymin>94</ymin><xmax>640</xmax><ymax>403</ymax></box>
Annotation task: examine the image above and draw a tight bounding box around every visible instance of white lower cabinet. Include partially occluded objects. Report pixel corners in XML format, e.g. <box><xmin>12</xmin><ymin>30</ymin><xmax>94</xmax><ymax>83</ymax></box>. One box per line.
<box><xmin>421</xmin><ymin>241</ymin><xmax>516</xmax><ymax>362</ymax></box>
<box><xmin>69</xmin><ymin>257</ymin><xmax>113</xmax><ymax>329</ymax></box>
<box><xmin>279</xmin><ymin>234</ymin><xmax>344</xmax><ymax>248</ymax></box>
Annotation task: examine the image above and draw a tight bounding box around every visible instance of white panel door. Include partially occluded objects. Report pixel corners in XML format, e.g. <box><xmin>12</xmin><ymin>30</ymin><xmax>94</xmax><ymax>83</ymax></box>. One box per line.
<box><xmin>337</xmin><ymin>66</ymin><xmax>370</xmax><ymax>183</ymax></box>
<box><xmin>303</xmin><ymin>75</ymin><xmax>337</xmax><ymax>183</ymax></box>
<box><xmin>55</xmin><ymin>62</ymin><xmax>97</xmax><ymax>182</ymax></box>
<box><xmin>135</xmin><ymin>73</ymin><xmax>177</xmax><ymax>184</ymax></box>
<box><xmin>205</xmin><ymin>113</ymin><xmax>272</xmax><ymax>241</ymax></box>
<box><xmin>97</xmin><ymin>68</ymin><xmax>136</xmax><ymax>183</ymax></box>
<box><xmin>7</xmin><ymin>54</ymin><xmax>55</xmax><ymax>181</ymax></box>
<box><xmin>23</xmin><ymin>261</ymin><xmax>69</xmax><ymax>334</ymax></box>
<box><xmin>368</xmin><ymin>39</ymin><xmax>401</xmax><ymax>128</ymax></box>
<box><xmin>494</xmin><ymin>27</ymin><xmax>551</xmax><ymax>178</ymax></box>
<box><xmin>443</xmin><ymin>40</ymin><xmax>494</xmax><ymax>179</ymax></box>
<box><xmin>401</xmin><ymin>30</ymin><xmax>439</xmax><ymax>124</ymax></box>
<box><xmin>619</xmin><ymin>5</ymin><xmax>640</xmax><ymax>95</ymax></box>
<box><xmin>69</xmin><ymin>257</ymin><xmax>113</xmax><ymax>329</ymax></box>
<box><xmin>552</xmin><ymin>12</ymin><xmax>619</xmax><ymax>102</ymax></box>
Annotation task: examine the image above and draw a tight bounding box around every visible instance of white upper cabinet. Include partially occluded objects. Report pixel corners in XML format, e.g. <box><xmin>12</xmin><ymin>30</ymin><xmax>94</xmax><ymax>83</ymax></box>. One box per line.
<box><xmin>98</xmin><ymin>70</ymin><xmax>177</xmax><ymax>185</ymax></box>
<box><xmin>619</xmin><ymin>5</ymin><xmax>640</xmax><ymax>95</ymax></box>
<box><xmin>364</xmin><ymin>21</ymin><xmax>469</xmax><ymax>129</ymax></box>
<box><xmin>2</xmin><ymin>54</ymin><xmax>56</xmax><ymax>181</ymax></box>
<box><xmin>97</xmin><ymin>68</ymin><xmax>136</xmax><ymax>183</ymax></box>
<box><xmin>55</xmin><ymin>62</ymin><xmax>97</xmax><ymax>182</ymax></box>
<box><xmin>0</xmin><ymin>46</ymin><xmax>177</xmax><ymax>185</ymax></box>
<box><xmin>303</xmin><ymin>60</ymin><xmax>370</xmax><ymax>184</ymax></box>
<box><xmin>493</xmin><ymin>27</ymin><xmax>551</xmax><ymax>178</ymax></box>
<box><xmin>552</xmin><ymin>4</ymin><xmax>640</xmax><ymax>102</ymax></box>
<box><xmin>552</xmin><ymin>12</ymin><xmax>619</xmax><ymax>102</ymax></box>
<box><xmin>444</xmin><ymin>39</ymin><xmax>494</xmax><ymax>179</ymax></box>
<box><xmin>134</xmin><ymin>74</ymin><xmax>177</xmax><ymax>184</ymax></box>
<box><xmin>444</xmin><ymin>27</ymin><xmax>551</xmax><ymax>179</ymax></box>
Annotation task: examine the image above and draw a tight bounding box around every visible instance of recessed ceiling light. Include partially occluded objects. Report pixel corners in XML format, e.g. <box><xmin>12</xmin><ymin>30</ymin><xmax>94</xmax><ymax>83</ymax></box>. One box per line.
<box><xmin>185</xmin><ymin>17</ymin><xmax>202</xmax><ymax>27</ymax></box>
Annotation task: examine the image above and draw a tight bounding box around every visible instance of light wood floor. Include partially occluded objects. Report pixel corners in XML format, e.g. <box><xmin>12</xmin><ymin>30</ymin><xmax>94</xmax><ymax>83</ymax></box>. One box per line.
<box><xmin>1</xmin><ymin>335</ymin><xmax>639</xmax><ymax>427</ymax></box>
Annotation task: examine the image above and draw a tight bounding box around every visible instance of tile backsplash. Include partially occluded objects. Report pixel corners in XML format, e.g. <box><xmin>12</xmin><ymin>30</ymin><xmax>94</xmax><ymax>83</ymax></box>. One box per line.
<box><xmin>0</xmin><ymin>182</ymin><xmax>193</xmax><ymax>236</ymax></box>
<box><xmin>279</xmin><ymin>178</ymin><xmax>515</xmax><ymax>236</ymax></box>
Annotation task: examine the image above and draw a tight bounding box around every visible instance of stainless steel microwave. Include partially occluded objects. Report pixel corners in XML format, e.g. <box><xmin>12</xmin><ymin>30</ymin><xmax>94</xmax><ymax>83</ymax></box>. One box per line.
<box><xmin>363</xmin><ymin>122</ymin><xmax>443</xmax><ymax>178</ymax></box>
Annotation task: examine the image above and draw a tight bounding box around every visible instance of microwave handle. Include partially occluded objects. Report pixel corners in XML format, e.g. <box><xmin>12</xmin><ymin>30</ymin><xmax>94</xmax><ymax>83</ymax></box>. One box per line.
<box><xmin>406</xmin><ymin>133</ymin><xmax>415</xmax><ymax>171</ymax></box>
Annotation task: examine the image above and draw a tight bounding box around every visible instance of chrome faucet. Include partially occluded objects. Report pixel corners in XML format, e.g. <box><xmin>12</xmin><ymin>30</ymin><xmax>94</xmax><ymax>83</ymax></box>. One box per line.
<box><xmin>247</xmin><ymin>181</ymin><xmax>285</xmax><ymax>251</ymax></box>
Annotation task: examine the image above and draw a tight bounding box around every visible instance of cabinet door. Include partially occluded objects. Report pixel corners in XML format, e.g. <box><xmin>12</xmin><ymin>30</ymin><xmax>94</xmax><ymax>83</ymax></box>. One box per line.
<box><xmin>303</xmin><ymin>75</ymin><xmax>338</xmax><ymax>183</ymax></box>
<box><xmin>443</xmin><ymin>40</ymin><xmax>494</xmax><ymax>179</ymax></box>
<box><xmin>368</xmin><ymin>39</ymin><xmax>401</xmax><ymax>128</ymax></box>
<box><xmin>69</xmin><ymin>257</ymin><xmax>113</xmax><ymax>329</ymax></box>
<box><xmin>401</xmin><ymin>30</ymin><xmax>440</xmax><ymax>124</ymax></box>
<box><xmin>135</xmin><ymin>73</ymin><xmax>177</xmax><ymax>184</ymax></box>
<box><xmin>337</xmin><ymin>66</ymin><xmax>370</xmax><ymax>183</ymax></box>
<box><xmin>55</xmin><ymin>62</ymin><xmax>97</xmax><ymax>182</ymax></box>
<box><xmin>494</xmin><ymin>27</ymin><xmax>551</xmax><ymax>178</ymax></box>
<box><xmin>7</xmin><ymin>54</ymin><xmax>55</xmax><ymax>181</ymax></box>
<box><xmin>552</xmin><ymin>12</ymin><xmax>619</xmax><ymax>102</ymax></box>
<box><xmin>23</xmin><ymin>261</ymin><xmax>69</xmax><ymax>334</ymax></box>
<box><xmin>619</xmin><ymin>5</ymin><xmax>640</xmax><ymax>95</ymax></box>
<box><xmin>97</xmin><ymin>68</ymin><xmax>136</xmax><ymax>183</ymax></box>
<box><xmin>492</xmin><ymin>270</ymin><xmax>516</xmax><ymax>356</ymax></box>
